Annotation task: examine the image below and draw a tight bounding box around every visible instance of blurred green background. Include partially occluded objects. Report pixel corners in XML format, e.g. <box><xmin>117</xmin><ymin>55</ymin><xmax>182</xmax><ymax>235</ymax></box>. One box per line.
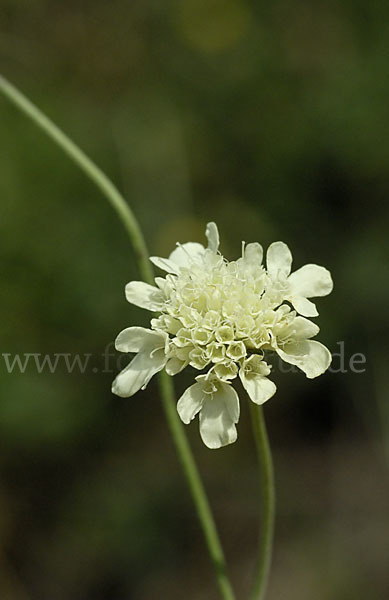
<box><xmin>1</xmin><ymin>1</ymin><xmax>388</xmax><ymax>599</ymax></box>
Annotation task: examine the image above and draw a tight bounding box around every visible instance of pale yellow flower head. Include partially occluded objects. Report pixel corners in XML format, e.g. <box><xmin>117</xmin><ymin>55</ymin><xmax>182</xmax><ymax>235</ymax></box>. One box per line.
<box><xmin>113</xmin><ymin>222</ymin><xmax>333</xmax><ymax>449</ymax></box>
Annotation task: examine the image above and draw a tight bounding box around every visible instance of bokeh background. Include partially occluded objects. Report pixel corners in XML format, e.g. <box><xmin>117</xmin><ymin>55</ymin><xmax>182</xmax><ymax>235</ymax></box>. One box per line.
<box><xmin>1</xmin><ymin>2</ymin><xmax>388</xmax><ymax>599</ymax></box>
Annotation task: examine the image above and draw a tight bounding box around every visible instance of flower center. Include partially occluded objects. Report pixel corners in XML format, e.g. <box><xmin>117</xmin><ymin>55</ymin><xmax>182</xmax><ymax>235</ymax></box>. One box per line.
<box><xmin>150</xmin><ymin>249</ymin><xmax>295</xmax><ymax>375</ymax></box>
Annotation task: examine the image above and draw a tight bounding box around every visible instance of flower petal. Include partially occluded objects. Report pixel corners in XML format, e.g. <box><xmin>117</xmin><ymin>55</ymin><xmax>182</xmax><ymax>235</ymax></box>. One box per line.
<box><xmin>290</xmin><ymin>296</ymin><xmax>319</xmax><ymax>317</ymax></box>
<box><xmin>125</xmin><ymin>281</ymin><xmax>165</xmax><ymax>311</ymax></box>
<box><xmin>154</xmin><ymin>277</ymin><xmax>173</xmax><ymax>296</ymax></box>
<box><xmin>276</xmin><ymin>340</ymin><xmax>332</xmax><ymax>379</ymax></box>
<box><xmin>286</xmin><ymin>316</ymin><xmax>320</xmax><ymax>340</ymax></box>
<box><xmin>115</xmin><ymin>327</ymin><xmax>167</xmax><ymax>353</ymax></box>
<box><xmin>239</xmin><ymin>370</ymin><xmax>276</xmax><ymax>405</ymax></box>
<box><xmin>266</xmin><ymin>242</ymin><xmax>293</xmax><ymax>277</ymax></box>
<box><xmin>199</xmin><ymin>383</ymin><xmax>240</xmax><ymax>449</ymax></box>
<box><xmin>112</xmin><ymin>350</ymin><xmax>166</xmax><ymax>397</ymax></box>
<box><xmin>177</xmin><ymin>383</ymin><xmax>205</xmax><ymax>424</ymax></box>
<box><xmin>205</xmin><ymin>222</ymin><xmax>220</xmax><ymax>252</ymax></box>
<box><xmin>149</xmin><ymin>256</ymin><xmax>180</xmax><ymax>274</ymax></box>
<box><xmin>244</xmin><ymin>242</ymin><xmax>263</xmax><ymax>265</ymax></box>
<box><xmin>165</xmin><ymin>356</ymin><xmax>188</xmax><ymax>376</ymax></box>
<box><xmin>169</xmin><ymin>242</ymin><xmax>205</xmax><ymax>268</ymax></box>
<box><xmin>289</xmin><ymin>264</ymin><xmax>333</xmax><ymax>298</ymax></box>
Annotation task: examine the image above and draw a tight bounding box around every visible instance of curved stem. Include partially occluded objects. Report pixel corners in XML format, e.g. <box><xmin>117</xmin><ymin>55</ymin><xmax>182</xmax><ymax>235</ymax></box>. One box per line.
<box><xmin>249</xmin><ymin>403</ymin><xmax>275</xmax><ymax>600</ymax></box>
<box><xmin>0</xmin><ymin>74</ymin><xmax>235</xmax><ymax>600</ymax></box>
<box><xmin>159</xmin><ymin>373</ymin><xmax>235</xmax><ymax>600</ymax></box>
<box><xmin>0</xmin><ymin>74</ymin><xmax>152</xmax><ymax>283</ymax></box>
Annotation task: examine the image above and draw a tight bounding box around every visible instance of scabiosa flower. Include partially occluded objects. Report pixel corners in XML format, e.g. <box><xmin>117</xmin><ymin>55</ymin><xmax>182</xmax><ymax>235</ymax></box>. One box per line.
<box><xmin>112</xmin><ymin>223</ymin><xmax>333</xmax><ymax>449</ymax></box>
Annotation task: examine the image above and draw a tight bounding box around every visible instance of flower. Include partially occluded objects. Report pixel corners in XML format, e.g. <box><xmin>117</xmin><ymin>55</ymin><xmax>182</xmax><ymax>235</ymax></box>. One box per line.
<box><xmin>112</xmin><ymin>222</ymin><xmax>333</xmax><ymax>449</ymax></box>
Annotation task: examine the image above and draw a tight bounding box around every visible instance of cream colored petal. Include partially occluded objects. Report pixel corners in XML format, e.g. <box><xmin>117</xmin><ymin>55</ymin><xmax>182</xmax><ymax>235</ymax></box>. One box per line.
<box><xmin>169</xmin><ymin>242</ymin><xmax>205</xmax><ymax>268</ymax></box>
<box><xmin>125</xmin><ymin>281</ymin><xmax>165</xmax><ymax>311</ymax></box>
<box><xmin>149</xmin><ymin>256</ymin><xmax>180</xmax><ymax>274</ymax></box>
<box><xmin>239</xmin><ymin>370</ymin><xmax>276</xmax><ymax>405</ymax></box>
<box><xmin>111</xmin><ymin>350</ymin><xmax>166</xmax><ymax>398</ymax></box>
<box><xmin>290</xmin><ymin>295</ymin><xmax>319</xmax><ymax>317</ymax></box>
<box><xmin>177</xmin><ymin>383</ymin><xmax>205</xmax><ymax>424</ymax></box>
<box><xmin>199</xmin><ymin>383</ymin><xmax>239</xmax><ymax>449</ymax></box>
<box><xmin>115</xmin><ymin>327</ymin><xmax>167</xmax><ymax>353</ymax></box>
<box><xmin>276</xmin><ymin>340</ymin><xmax>332</xmax><ymax>379</ymax></box>
<box><xmin>289</xmin><ymin>264</ymin><xmax>333</xmax><ymax>298</ymax></box>
<box><xmin>244</xmin><ymin>242</ymin><xmax>263</xmax><ymax>265</ymax></box>
<box><xmin>287</xmin><ymin>316</ymin><xmax>320</xmax><ymax>340</ymax></box>
<box><xmin>266</xmin><ymin>241</ymin><xmax>293</xmax><ymax>277</ymax></box>
<box><xmin>154</xmin><ymin>277</ymin><xmax>172</xmax><ymax>296</ymax></box>
<box><xmin>205</xmin><ymin>222</ymin><xmax>220</xmax><ymax>252</ymax></box>
<box><xmin>165</xmin><ymin>357</ymin><xmax>188</xmax><ymax>376</ymax></box>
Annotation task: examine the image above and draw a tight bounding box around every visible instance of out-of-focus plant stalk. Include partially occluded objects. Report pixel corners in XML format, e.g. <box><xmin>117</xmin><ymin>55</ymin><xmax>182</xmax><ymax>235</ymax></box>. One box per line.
<box><xmin>0</xmin><ymin>74</ymin><xmax>235</xmax><ymax>600</ymax></box>
<box><xmin>249</xmin><ymin>403</ymin><xmax>275</xmax><ymax>600</ymax></box>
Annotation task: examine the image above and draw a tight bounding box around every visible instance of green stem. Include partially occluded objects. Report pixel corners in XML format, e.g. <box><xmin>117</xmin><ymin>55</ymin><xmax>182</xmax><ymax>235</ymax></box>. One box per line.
<box><xmin>0</xmin><ymin>74</ymin><xmax>235</xmax><ymax>600</ymax></box>
<box><xmin>159</xmin><ymin>373</ymin><xmax>235</xmax><ymax>600</ymax></box>
<box><xmin>0</xmin><ymin>74</ymin><xmax>152</xmax><ymax>283</ymax></box>
<box><xmin>249</xmin><ymin>403</ymin><xmax>275</xmax><ymax>600</ymax></box>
